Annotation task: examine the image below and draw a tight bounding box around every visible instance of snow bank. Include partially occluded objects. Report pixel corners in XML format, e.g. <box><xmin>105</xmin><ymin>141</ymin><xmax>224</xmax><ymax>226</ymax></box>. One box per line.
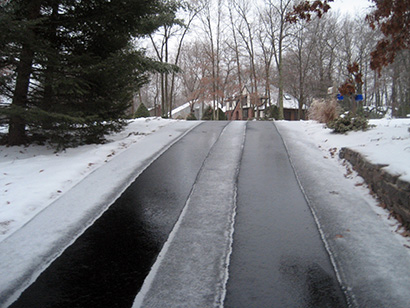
<box><xmin>0</xmin><ymin>119</ymin><xmax>200</xmax><ymax>307</ymax></box>
<box><xmin>291</xmin><ymin>118</ymin><xmax>410</xmax><ymax>182</ymax></box>
<box><xmin>0</xmin><ymin>118</ymin><xmax>186</xmax><ymax>241</ymax></box>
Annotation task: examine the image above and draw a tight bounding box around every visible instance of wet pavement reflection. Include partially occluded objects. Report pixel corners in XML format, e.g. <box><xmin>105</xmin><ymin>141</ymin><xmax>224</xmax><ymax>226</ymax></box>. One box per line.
<box><xmin>224</xmin><ymin>122</ymin><xmax>347</xmax><ymax>308</ymax></box>
<box><xmin>279</xmin><ymin>257</ymin><xmax>345</xmax><ymax>307</ymax></box>
<box><xmin>10</xmin><ymin>122</ymin><xmax>227</xmax><ymax>308</ymax></box>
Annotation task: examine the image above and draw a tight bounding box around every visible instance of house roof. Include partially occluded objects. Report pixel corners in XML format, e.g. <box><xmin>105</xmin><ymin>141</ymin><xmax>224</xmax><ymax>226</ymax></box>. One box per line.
<box><xmin>226</xmin><ymin>86</ymin><xmax>305</xmax><ymax>110</ymax></box>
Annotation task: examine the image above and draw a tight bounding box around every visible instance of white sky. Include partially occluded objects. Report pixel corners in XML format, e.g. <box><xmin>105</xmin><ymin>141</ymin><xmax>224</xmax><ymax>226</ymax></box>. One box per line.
<box><xmin>329</xmin><ymin>0</ymin><xmax>374</xmax><ymax>16</ymax></box>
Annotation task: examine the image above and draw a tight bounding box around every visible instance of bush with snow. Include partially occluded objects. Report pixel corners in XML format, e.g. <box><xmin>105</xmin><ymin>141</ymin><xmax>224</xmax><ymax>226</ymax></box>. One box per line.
<box><xmin>327</xmin><ymin>113</ymin><xmax>369</xmax><ymax>133</ymax></box>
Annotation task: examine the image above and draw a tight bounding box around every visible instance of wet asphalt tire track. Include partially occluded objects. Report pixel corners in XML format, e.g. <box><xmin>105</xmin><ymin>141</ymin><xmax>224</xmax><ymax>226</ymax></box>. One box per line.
<box><xmin>9</xmin><ymin>121</ymin><xmax>347</xmax><ymax>307</ymax></box>
<box><xmin>224</xmin><ymin>121</ymin><xmax>346</xmax><ymax>307</ymax></box>
<box><xmin>9</xmin><ymin>121</ymin><xmax>228</xmax><ymax>308</ymax></box>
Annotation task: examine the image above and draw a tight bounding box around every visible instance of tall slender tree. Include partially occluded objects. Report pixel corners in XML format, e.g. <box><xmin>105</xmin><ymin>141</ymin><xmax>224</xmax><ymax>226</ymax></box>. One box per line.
<box><xmin>263</xmin><ymin>0</ymin><xmax>294</xmax><ymax>120</ymax></box>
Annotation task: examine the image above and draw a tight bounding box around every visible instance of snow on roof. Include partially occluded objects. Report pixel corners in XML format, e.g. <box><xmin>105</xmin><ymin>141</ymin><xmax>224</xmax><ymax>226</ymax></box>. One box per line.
<box><xmin>282</xmin><ymin>93</ymin><xmax>299</xmax><ymax>109</ymax></box>
<box><xmin>270</xmin><ymin>91</ymin><xmax>304</xmax><ymax>110</ymax></box>
<box><xmin>172</xmin><ymin>102</ymin><xmax>191</xmax><ymax>115</ymax></box>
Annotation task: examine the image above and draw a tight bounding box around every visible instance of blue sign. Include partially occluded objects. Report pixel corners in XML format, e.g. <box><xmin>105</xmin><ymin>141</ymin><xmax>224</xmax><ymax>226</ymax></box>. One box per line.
<box><xmin>337</xmin><ymin>94</ymin><xmax>344</xmax><ymax>101</ymax></box>
<box><xmin>355</xmin><ymin>94</ymin><xmax>363</xmax><ymax>101</ymax></box>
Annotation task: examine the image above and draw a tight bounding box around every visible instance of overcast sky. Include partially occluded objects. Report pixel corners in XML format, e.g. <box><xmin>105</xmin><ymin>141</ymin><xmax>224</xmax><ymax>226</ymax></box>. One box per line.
<box><xmin>329</xmin><ymin>0</ymin><xmax>374</xmax><ymax>16</ymax></box>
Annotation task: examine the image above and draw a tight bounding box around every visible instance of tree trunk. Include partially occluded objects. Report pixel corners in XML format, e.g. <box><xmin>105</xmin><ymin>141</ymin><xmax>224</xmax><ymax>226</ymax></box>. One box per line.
<box><xmin>278</xmin><ymin>54</ymin><xmax>284</xmax><ymax>120</ymax></box>
<box><xmin>161</xmin><ymin>72</ymin><xmax>166</xmax><ymax>117</ymax></box>
<box><xmin>42</xmin><ymin>2</ymin><xmax>59</xmax><ymax>128</ymax></box>
<box><xmin>8</xmin><ymin>0</ymin><xmax>42</xmax><ymax>145</ymax></box>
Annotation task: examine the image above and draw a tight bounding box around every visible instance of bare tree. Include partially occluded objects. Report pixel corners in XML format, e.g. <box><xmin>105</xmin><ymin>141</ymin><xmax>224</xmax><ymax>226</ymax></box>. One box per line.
<box><xmin>263</xmin><ymin>0</ymin><xmax>295</xmax><ymax>119</ymax></box>
<box><xmin>179</xmin><ymin>41</ymin><xmax>210</xmax><ymax>114</ymax></box>
<box><xmin>231</xmin><ymin>0</ymin><xmax>259</xmax><ymax>104</ymax></box>
<box><xmin>283</xmin><ymin>19</ymin><xmax>315</xmax><ymax>119</ymax></box>
<box><xmin>149</xmin><ymin>1</ymin><xmax>201</xmax><ymax>117</ymax></box>
<box><xmin>256</xmin><ymin>14</ymin><xmax>275</xmax><ymax>109</ymax></box>
<box><xmin>154</xmin><ymin>0</ymin><xmax>408</xmax><ymax>121</ymax></box>
<box><xmin>197</xmin><ymin>0</ymin><xmax>225</xmax><ymax>119</ymax></box>
<box><xmin>227</xmin><ymin>0</ymin><xmax>244</xmax><ymax>94</ymax></box>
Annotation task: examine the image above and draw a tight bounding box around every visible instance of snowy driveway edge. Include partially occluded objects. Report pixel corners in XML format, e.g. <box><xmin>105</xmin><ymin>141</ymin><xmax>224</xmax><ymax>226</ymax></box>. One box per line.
<box><xmin>132</xmin><ymin>121</ymin><xmax>246</xmax><ymax>308</ymax></box>
<box><xmin>275</xmin><ymin>122</ymin><xmax>410</xmax><ymax>308</ymax></box>
<box><xmin>0</xmin><ymin>120</ymin><xmax>201</xmax><ymax>308</ymax></box>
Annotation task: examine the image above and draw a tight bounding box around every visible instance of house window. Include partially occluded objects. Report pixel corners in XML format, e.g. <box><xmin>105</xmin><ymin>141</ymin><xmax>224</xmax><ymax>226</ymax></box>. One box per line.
<box><xmin>241</xmin><ymin>97</ymin><xmax>247</xmax><ymax>108</ymax></box>
<box><xmin>243</xmin><ymin>108</ymin><xmax>248</xmax><ymax>119</ymax></box>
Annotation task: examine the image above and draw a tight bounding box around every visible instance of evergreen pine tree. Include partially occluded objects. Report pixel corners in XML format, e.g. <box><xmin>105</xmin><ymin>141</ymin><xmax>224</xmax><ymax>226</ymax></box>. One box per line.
<box><xmin>0</xmin><ymin>0</ymin><xmax>179</xmax><ymax>148</ymax></box>
<box><xmin>135</xmin><ymin>103</ymin><xmax>150</xmax><ymax>118</ymax></box>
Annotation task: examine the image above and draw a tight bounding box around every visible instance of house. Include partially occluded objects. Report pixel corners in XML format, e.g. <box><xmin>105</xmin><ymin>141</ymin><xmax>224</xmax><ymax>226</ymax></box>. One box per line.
<box><xmin>148</xmin><ymin>105</ymin><xmax>161</xmax><ymax>117</ymax></box>
<box><xmin>171</xmin><ymin>100</ymin><xmax>214</xmax><ymax>120</ymax></box>
<box><xmin>148</xmin><ymin>100</ymin><xmax>212</xmax><ymax>119</ymax></box>
<box><xmin>225</xmin><ymin>88</ymin><xmax>269</xmax><ymax>121</ymax></box>
<box><xmin>171</xmin><ymin>101</ymin><xmax>192</xmax><ymax>119</ymax></box>
<box><xmin>225</xmin><ymin>87</ymin><xmax>305</xmax><ymax>121</ymax></box>
<box><xmin>280</xmin><ymin>93</ymin><xmax>306</xmax><ymax>121</ymax></box>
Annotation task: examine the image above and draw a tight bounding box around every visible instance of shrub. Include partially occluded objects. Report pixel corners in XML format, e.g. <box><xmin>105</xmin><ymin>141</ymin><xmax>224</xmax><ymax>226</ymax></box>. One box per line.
<box><xmin>186</xmin><ymin>113</ymin><xmax>197</xmax><ymax>120</ymax></box>
<box><xmin>217</xmin><ymin>108</ymin><xmax>227</xmax><ymax>120</ymax></box>
<box><xmin>201</xmin><ymin>106</ymin><xmax>226</xmax><ymax>120</ymax></box>
<box><xmin>202</xmin><ymin>106</ymin><xmax>213</xmax><ymax>120</ymax></box>
<box><xmin>308</xmin><ymin>98</ymin><xmax>341</xmax><ymax>124</ymax></box>
<box><xmin>268</xmin><ymin>105</ymin><xmax>280</xmax><ymax>120</ymax></box>
<box><xmin>327</xmin><ymin>113</ymin><xmax>369</xmax><ymax>133</ymax></box>
<box><xmin>135</xmin><ymin>103</ymin><xmax>150</xmax><ymax>118</ymax></box>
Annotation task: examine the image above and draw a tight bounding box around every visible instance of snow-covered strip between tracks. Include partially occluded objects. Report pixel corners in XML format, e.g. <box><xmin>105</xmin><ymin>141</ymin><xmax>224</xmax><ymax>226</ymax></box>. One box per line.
<box><xmin>133</xmin><ymin>121</ymin><xmax>246</xmax><ymax>308</ymax></box>
<box><xmin>0</xmin><ymin>120</ymin><xmax>200</xmax><ymax>308</ymax></box>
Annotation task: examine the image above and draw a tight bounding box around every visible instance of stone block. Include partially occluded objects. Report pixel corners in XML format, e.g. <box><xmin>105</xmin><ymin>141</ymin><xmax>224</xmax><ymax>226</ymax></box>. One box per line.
<box><xmin>397</xmin><ymin>178</ymin><xmax>410</xmax><ymax>192</ymax></box>
<box><xmin>380</xmin><ymin>168</ymin><xmax>399</xmax><ymax>185</ymax></box>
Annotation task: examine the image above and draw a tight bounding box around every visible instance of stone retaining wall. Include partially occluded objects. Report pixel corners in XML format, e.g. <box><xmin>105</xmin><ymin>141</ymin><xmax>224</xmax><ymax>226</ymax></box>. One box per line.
<box><xmin>340</xmin><ymin>147</ymin><xmax>410</xmax><ymax>229</ymax></box>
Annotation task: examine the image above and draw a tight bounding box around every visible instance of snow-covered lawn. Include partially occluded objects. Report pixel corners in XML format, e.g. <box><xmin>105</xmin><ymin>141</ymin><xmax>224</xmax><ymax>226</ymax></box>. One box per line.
<box><xmin>292</xmin><ymin>118</ymin><xmax>410</xmax><ymax>182</ymax></box>
<box><xmin>0</xmin><ymin>117</ymin><xmax>180</xmax><ymax>241</ymax></box>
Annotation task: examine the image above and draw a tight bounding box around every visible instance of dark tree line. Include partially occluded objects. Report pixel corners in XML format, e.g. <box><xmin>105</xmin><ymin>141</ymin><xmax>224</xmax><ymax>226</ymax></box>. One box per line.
<box><xmin>0</xmin><ymin>0</ymin><xmax>179</xmax><ymax>147</ymax></box>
